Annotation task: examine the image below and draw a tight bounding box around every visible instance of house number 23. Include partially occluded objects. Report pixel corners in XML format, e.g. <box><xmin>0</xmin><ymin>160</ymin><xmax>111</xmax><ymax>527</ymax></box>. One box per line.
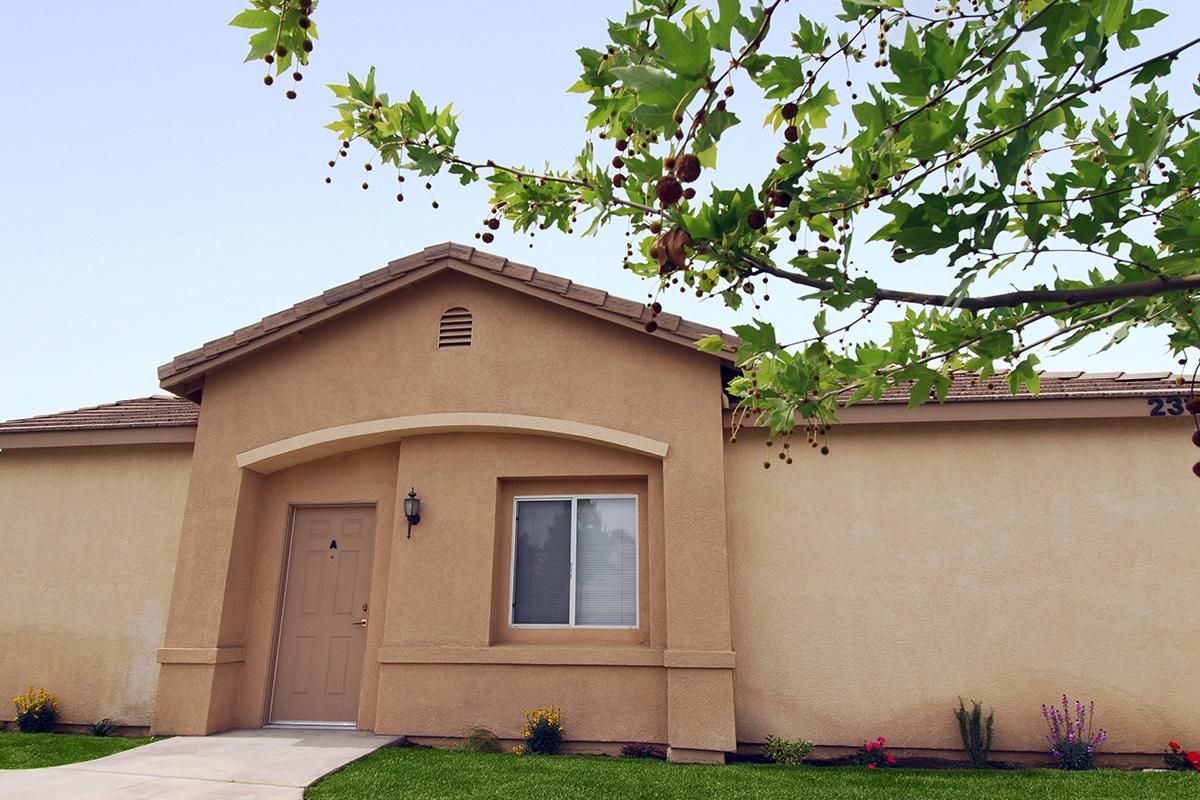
<box><xmin>1147</xmin><ymin>396</ymin><xmax>1186</xmax><ymax>416</ymax></box>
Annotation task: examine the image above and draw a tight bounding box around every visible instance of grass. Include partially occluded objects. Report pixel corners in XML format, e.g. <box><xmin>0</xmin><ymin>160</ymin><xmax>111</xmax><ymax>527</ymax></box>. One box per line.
<box><xmin>0</xmin><ymin>732</ymin><xmax>154</xmax><ymax>769</ymax></box>
<box><xmin>306</xmin><ymin>747</ymin><xmax>1198</xmax><ymax>800</ymax></box>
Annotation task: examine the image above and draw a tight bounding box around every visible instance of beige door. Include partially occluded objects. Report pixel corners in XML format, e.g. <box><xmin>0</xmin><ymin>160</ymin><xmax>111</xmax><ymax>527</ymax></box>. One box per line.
<box><xmin>270</xmin><ymin>505</ymin><xmax>376</xmax><ymax>723</ymax></box>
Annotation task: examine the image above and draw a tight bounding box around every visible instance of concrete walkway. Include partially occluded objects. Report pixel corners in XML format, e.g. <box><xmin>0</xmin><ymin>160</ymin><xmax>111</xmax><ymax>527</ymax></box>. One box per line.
<box><xmin>0</xmin><ymin>728</ymin><xmax>399</xmax><ymax>799</ymax></box>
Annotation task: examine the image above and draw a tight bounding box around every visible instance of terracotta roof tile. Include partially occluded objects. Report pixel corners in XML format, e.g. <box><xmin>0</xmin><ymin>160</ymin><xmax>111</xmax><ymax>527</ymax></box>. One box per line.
<box><xmin>323</xmin><ymin>278</ymin><xmax>365</xmax><ymax>306</ymax></box>
<box><xmin>261</xmin><ymin>308</ymin><xmax>296</xmax><ymax>333</ymax></box>
<box><xmin>653</xmin><ymin>312</ymin><xmax>683</xmax><ymax>333</ymax></box>
<box><xmin>1116</xmin><ymin>371</ymin><xmax>1173</xmax><ymax>381</ymax></box>
<box><xmin>563</xmin><ymin>284</ymin><xmax>608</xmax><ymax>306</ymax></box>
<box><xmin>423</xmin><ymin>243</ymin><xmax>453</xmax><ymax>261</ymax></box>
<box><xmin>470</xmin><ymin>251</ymin><xmax>508</xmax><ymax>272</ymax></box>
<box><xmin>864</xmin><ymin>371</ymin><xmax>1188</xmax><ymax>405</ymax></box>
<box><xmin>499</xmin><ymin>260</ymin><xmax>536</xmax><ymax>281</ymax></box>
<box><xmin>447</xmin><ymin>243</ymin><xmax>475</xmax><ymax>262</ymax></box>
<box><xmin>602</xmin><ymin>295</ymin><xmax>648</xmax><ymax>319</ymax></box>
<box><xmin>292</xmin><ymin>296</ymin><xmax>326</xmax><ymax>319</ymax></box>
<box><xmin>0</xmin><ymin>396</ymin><xmax>199</xmax><ymax>433</ymax></box>
<box><xmin>387</xmin><ymin>252</ymin><xmax>424</xmax><ymax>275</ymax></box>
<box><xmin>528</xmin><ymin>271</ymin><xmax>572</xmax><ymax>294</ymax></box>
<box><xmin>233</xmin><ymin>322</ymin><xmax>265</xmax><ymax>345</ymax></box>
<box><xmin>202</xmin><ymin>335</ymin><xmax>236</xmax><ymax>358</ymax></box>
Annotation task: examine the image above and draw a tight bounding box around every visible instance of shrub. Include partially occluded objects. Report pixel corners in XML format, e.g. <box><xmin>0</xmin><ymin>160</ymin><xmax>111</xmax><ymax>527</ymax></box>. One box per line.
<box><xmin>459</xmin><ymin>726</ymin><xmax>500</xmax><ymax>753</ymax></box>
<box><xmin>853</xmin><ymin>736</ymin><xmax>895</xmax><ymax>768</ymax></box>
<box><xmin>517</xmin><ymin>706</ymin><xmax>563</xmax><ymax>755</ymax></box>
<box><xmin>620</xmin><ymin>742</ymin><xmax>667</xmax><ymax>760</ymax></box>
<box><xmin>87</xmin><ymin>718</ymin><xmax>119</xmax><ymax>737</ymax></box>
<box><xmin>954</xmin><ymin>697</ymin><xmax>994</xmax><ymax>768</ymax></box>
<box><xmin>763</xmin><ymin>734</ymin><xmax>814</xmax><ymax>765</ymax></box>
<box><xmin>1042</xmin><ymin>695</ymin><xmax>1106</xmax><ymax>770</ymax></box>
<box><xmin>13</xmin><ymin>687</ymin><xmax>57</xmax><ymax>733</ymax></box>
<box><xmin>1165</xmin><ymin>741</ymin><xmax>1200</xmax><ymax>772</ymax></box>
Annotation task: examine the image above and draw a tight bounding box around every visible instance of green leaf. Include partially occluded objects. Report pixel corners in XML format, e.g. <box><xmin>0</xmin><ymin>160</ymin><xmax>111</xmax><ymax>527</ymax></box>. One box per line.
<box><xmin>695</xmin><ymin>334</ymin><xmax>726</xmax><ymax>353</ymax></box>
<box><xmin>229</xmin><ymin>9</ymin><xmax>277</xmax><ymax>29</ymax></box>
<box><xmin>710</xmin><ymin>0</ymin><xmax>741</xmax><ymax>51</ymax></box>
<box><xmin>610</xmin><ymin>65</ymin><xmax>688</xmax><ymax>107</ymax></box>
<box><xmin>1007</xmin><ymin>356</ymin><xmax>1041</xmax><ymax>395</ymax></box>
<box><xmin>652</xmin><ymin>17</ymin><xmax>711</xmax><ymax>80</ymax></box>
<box><xmin>1101</xmin><ymin>0</ymin><xmax>1132</xmax><ymax>37</ymax></box>
<box><xmin>1132</xmin><ymin>58</ymin><xmax>1172</xmax><ymax>86</ymax></box>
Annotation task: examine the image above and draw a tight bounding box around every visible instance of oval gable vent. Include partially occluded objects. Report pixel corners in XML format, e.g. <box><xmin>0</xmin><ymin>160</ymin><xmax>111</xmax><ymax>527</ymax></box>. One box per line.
<box><xmin>438</xmin><ymin>307</ymin><xmax>473</xmax><ymax>348</ymax></box>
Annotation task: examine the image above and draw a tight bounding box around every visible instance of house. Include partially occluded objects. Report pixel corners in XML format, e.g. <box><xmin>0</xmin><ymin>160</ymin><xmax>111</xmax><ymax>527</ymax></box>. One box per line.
<box><xmin>1</xmin><ymin>243</ymin><xmax>1195</xmax><ymax>764</ymax></box>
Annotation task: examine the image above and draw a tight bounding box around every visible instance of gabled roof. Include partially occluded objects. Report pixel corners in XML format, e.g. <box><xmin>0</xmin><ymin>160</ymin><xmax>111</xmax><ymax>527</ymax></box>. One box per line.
<box><xmin>0</xmin><ymin>396</ymin><xmax>199</xmax><ymax>433</ymax></box>
<box><xmin>157</xmin><ymin>243</ymin><xmax>740</xmax><ymax>399</ymax></box>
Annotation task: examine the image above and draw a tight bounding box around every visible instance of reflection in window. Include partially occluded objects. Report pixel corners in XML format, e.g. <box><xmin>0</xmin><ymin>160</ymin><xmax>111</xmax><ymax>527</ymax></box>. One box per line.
<box><xmin>511</xmin><ymin>496</ymin><xmax>638</xmax><ymax>628</ymax></box>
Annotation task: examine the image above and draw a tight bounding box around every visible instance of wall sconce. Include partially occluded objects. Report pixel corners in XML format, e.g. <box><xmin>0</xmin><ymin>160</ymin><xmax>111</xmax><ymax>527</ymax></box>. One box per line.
<box><xmin>404</xmin><ymin>488</ymin><xmax>421</xmax><ymax>538</ymax></box>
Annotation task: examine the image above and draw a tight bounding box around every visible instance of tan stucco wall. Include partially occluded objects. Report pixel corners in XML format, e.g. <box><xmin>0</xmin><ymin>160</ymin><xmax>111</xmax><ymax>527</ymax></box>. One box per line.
<box><xmin>0</xmin><ymin>443</ymin><xmax>192</xmax><ymax>727</ymax></box>
<box><xmin>154</xmin><ymin>264</ymin><xmax>734</xmax><ymax>754</ymax></box>
<box><xmin>725</xmin><ymin>416</ymin><xmax>1199</xmax><ymax>756</ymax></box>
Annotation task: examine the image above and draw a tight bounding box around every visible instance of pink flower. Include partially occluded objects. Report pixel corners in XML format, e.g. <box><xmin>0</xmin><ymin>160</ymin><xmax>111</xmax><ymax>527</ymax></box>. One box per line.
<box><xmin>865</xmin><ymin>742</ymin><xmax>877</xmax><ymax>751</ymax></box>
<box><xmin>878</xmin><ymin>737</ymin><xmax>887</xmax><ymax>744</ymax></box>
<box><xmin>867</xmin><ymin>763</ymin><xmax>877</xmax><ymax>769</ymax></box>
<box><xmin>1169</xmin><ymin>741</ymin><xmax>1181</xmax><ymax>751</ymax></box>
<box><xmin>887</xmin><ymin>755</ymin><xmax>896</xmax><ymax>765</ymax></box>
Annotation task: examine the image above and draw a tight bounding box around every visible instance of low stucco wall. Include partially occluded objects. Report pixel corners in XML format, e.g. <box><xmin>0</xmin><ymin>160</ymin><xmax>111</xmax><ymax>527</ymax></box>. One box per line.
<box><xmin>725</xmin><ymin>415</ymin><xmax>1198</xmax><ymax>757</ymax></box>
<box><xmin>0</xmin><ymin>443</ymin><xmax>192</xmax><ymax>727</ymax></box>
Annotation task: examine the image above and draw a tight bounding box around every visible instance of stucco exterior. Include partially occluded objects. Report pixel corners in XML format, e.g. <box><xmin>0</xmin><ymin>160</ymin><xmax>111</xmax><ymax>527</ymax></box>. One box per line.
<box><xmin>1</xmin><ymin>245</ymin><xmax>1194</xmax><ymax>764</ymax></box>
<box><xmin>152</xmin><ymin>263</ymin><xmax>735</xmax><ymax>759</ymax></box>
<box><xmin>0</xmin><ymin>443</ymin><xmax>192</xmax><ymax>728</ymax></box>
<box><xmin>725</xmin><ymin>415</ymin><xmax>1199</xmax><ymax>759</ymax></box>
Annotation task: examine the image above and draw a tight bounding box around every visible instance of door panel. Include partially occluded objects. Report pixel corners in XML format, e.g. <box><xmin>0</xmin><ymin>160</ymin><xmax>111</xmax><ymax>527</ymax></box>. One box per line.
<box><xmin>271</xmin><ymin>505</ymin><xmax>376</xmax><ymax>723</ymax></box>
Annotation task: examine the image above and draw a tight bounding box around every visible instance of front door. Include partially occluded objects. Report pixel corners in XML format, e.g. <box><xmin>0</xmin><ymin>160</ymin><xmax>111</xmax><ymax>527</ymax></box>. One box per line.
<box><xmin>270</xmin><ymin>505</ymin><xmax>376</xmax><ymax>724</ymax></box>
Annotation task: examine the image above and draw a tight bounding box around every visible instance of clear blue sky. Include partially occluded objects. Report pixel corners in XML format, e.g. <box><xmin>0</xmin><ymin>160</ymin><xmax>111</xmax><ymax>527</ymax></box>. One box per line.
<box><xmin>0</xmin><ymin>2</ymin><xmax>1192</xmax><ymax>420</ymax></box>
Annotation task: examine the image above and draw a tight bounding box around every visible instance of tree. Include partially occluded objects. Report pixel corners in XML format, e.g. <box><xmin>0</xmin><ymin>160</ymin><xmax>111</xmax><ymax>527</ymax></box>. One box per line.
<box><xmin>231</xmin><ymin>0</ymin><xmax>1200</xmax><ymax>464</ymax></box>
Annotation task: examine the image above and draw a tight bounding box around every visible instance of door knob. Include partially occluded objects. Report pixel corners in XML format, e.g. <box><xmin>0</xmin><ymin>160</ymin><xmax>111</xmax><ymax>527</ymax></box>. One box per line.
<box><xmin>352</xmin><ymin>618</ymin><xmax>368</xmax><ymax>628</ymax></box>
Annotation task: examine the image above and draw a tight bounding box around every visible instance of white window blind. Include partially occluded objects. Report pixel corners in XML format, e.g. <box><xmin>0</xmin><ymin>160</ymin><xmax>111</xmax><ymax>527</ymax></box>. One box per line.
<box><xmin>511</xmin><ymin>500</ymin><xmax>571</xmax><ymax>625</ymax></box>
<box><xmin>511</xmin><ymin>495</ymin><xmax>638</xmax><ymax>628</ymax></box>
<box><xmin>574</xmin><ymin>498</ymin><xmax>637</xmax><ymax>626</ymax></box>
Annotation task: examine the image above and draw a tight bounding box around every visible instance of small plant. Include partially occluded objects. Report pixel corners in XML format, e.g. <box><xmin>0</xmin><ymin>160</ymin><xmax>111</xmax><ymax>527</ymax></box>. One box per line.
<box><xmin>13</xmin><ymin>687</ymin><xmax>57</xmax><ymax>733</ymax></box>
<box><xmin>517</xmin><ymin>706</ymin><xmax>564</xmax><ymax>755</ymax></box>
<box><xmin>763</xmin><ymin>734</ymin><xmax>814</xmax><ymax>765</ymax></box>
<box><xmin>620</xmin><ymin>742</ymin><xmax>667</xmax><ymax>760</ymax></box>
<box><xmin>853</xmin><ymin>736</ymin><xmax>895</xmax><ymax>768</ymax></box>
<box><xmin>954</xmin><ymin>697</ymin><xmax>994</xmax><ymax>768</ymax></box>
<box><xmin>459</xmin><ymin>726</ymin><xmax>500</xmax><ymax>753</ymax></box>
<box><xmin>1165</xmin><ymin>741</ymin><xmax>1200</xmax><ymax>772</ymax></box>
<box><xmin>87</xmin><ymin>718</ymin><xmax>120</xmax><ymax>737</ymax></box>
<box><xmin>1042</xmin><ymin>695</ymin><xmax>1107</xmax><ymax>770</ymax></box>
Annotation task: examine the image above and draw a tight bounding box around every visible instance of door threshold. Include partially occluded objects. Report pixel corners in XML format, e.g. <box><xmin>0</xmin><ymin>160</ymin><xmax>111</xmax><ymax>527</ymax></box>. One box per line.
<box><xmin>265</xmin><ymin>720</ymin><xmax>358</xmax><ymax>730</ymax></box>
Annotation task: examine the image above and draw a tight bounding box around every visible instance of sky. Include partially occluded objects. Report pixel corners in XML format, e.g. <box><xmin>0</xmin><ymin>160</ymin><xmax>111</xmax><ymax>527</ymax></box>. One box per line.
<box><xmin>1</xmin><ymin>1</ymin><xmax>1194</xmax><ymax>421</ymax></box>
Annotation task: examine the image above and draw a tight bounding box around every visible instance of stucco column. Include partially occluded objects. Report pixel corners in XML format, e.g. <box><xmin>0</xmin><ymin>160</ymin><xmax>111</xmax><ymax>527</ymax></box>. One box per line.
<box><xmin>660</xmin><ymin>423</ymin><xmax>737</xmax><ymax>762</ymax></box>
<box><xmin>152</xmin><ymin>465</ymin><xmax>263</xmax><ymax>734</ymax></box>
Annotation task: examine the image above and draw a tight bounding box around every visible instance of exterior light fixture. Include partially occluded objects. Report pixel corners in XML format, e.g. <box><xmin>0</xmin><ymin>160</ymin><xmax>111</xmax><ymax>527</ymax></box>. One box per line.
<box><xmin>404</xmin><ymin>488</ymin><xmax>421</xmax><ymax>538</ymax></box>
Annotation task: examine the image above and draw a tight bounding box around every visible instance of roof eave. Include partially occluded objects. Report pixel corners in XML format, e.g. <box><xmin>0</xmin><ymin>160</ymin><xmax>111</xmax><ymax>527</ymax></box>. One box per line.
<box><xmin>0</xmin><ymin>425</ymin><xmax>197</xmax><ymax>450</ymax></box>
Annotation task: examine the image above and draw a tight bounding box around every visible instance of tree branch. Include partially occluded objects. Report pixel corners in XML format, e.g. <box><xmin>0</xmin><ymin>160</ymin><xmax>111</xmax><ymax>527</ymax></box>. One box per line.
<box><xmin>744</xmin><ymin>254</ymin><xmax>1200</xmax><ymax>311</ymax></box>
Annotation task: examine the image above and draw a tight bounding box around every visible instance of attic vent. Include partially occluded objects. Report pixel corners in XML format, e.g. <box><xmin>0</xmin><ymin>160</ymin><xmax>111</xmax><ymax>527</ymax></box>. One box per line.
<box><xmin>438</xmin><ymin>307</ymin><xmax>473</xmax><ymax>348</ymax></box>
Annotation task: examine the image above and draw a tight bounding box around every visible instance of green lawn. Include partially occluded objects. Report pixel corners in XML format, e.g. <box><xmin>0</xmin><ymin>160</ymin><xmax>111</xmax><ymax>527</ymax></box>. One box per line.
<box><xmin>307</xmin><ymin>747</ymin><xmax>1197</xmax><ymax>800</ymax></box>
<box><xmin>0</xmin><ymin>732</ymin><xmax>154</xmax><ymax>769</ymax></box>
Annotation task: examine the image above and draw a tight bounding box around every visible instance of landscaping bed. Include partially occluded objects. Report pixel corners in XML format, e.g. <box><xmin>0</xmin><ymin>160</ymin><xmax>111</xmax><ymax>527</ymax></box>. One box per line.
<box><xmin>0</xmin><ymin>732</ymin><xmax>154</xmax><ymax>769</ymax></box>
<box><xmin>306</xmin><ymin>746</ymin><xmax>1198</xmax><ymax>800</ymax></box>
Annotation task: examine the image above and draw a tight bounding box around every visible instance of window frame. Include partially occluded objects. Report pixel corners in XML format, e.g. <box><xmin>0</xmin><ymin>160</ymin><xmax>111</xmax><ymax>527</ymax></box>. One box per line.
<box><xmin>508</xmin><ymin>493</ymin><xmax>640</xmax><ymax>630</ymax></box>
